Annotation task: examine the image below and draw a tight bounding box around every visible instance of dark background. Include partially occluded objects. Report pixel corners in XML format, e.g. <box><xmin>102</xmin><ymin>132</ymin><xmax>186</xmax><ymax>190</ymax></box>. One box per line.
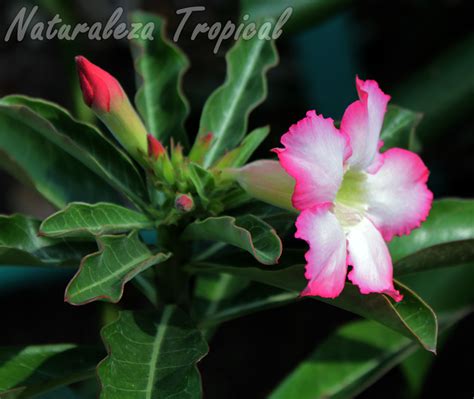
<box><xmin>0</xmin><ymin>0</ymin><xmax>472</xmax><ymax>398</ymax></box>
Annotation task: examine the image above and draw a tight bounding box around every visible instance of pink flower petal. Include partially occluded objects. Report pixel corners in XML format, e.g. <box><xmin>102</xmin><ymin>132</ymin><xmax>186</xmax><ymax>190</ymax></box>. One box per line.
<box><xmin>295</xmin><ymin>204</ymin><xmax>348</xmax><ymax>299</ymax></box>
<box><xmin>365</xmin><ymin>148</ymin><xmax>433</xmax><ymax>241</ymax></box>
<box><xmin>341</xmin><ymin>77</ymin><xmax>390</xmax><ymax>172</ymax></box>
<box><xmin>347</xmin><ymin>217</ymin><xmax>403</xmax><ymax>302</ymax></box>
<box><xmin>275</xmin><ymin>111</ymin><xmax>351</xmax><ymax>210</ymax></box>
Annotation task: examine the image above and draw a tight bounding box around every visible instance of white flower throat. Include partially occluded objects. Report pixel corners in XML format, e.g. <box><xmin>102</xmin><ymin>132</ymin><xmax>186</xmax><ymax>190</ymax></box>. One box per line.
<box><xmin>334</xmin><ymin>169</ymin><xmax>368</xmax><ymax>229</ymax></box>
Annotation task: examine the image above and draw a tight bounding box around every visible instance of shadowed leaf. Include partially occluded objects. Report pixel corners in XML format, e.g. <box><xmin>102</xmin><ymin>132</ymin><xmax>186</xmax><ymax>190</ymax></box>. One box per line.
<box><xmin>0</xmin><ymin>344</ymin><xmax>101</xmax><ymax>398</ymax></box>
<box><xmin>131</xmin><ymin>12</ymin><xmax>190</xmax><ymax>148</ymax></box>
<box><xmin>0</xmin><ymin>96</ymin><xmax>149</xmax><ymax>209</ymax></box>
<box><xmin>0</xmin><ymin>214</ymin><xmax>94</xmax><ymax>267</ymax></box>
<box><xmin>98</xmin><ymin>307</ymin><xmax>208</xmax><ymax>399</ymax></box>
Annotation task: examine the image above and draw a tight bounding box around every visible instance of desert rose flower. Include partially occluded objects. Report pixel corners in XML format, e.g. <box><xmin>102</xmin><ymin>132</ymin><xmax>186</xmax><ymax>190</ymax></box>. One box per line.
<box><xmin>75</xmin><ymin>56</ymin><xmax>148</xmax><ymax>161</ymax></box>
<box><xmin>274</xmin><ymin>77</ymin><xmax>433</xmax><ymax>302</ymax></box>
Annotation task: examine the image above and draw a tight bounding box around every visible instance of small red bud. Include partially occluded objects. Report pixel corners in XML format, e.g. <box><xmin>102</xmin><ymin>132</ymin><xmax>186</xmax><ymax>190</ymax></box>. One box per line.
<box><xmin>75</xmin><ymin>55</ymin><xmax>124</xmax><ymax>113</ymax></box>
<box><xmin>175</xmin><ymin>194</ymin><xmax>194</xmax><ymax>213</ymax></box>
<box><xmin>147</xmin><ymin>134</ymin><xmax>166</xmax><ymax>160</ymax></box>
<box><xmin>189</xmin><ymin>132</ymin><xmax>214</xmax><ymax>164</ymax></box>
<box><xmin>202</xmin><ymin>132</ymin><xmax>213</xmax><ymax>145</ymax></box>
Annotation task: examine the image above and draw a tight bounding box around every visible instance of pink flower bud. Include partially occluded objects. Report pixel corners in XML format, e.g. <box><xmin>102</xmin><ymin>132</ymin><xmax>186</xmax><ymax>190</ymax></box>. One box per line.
<box><xmin>175</xmin><ymin>194</ymin><xmax>194</xmax><ymax>213</ymax></box>
<box><xmin>147</xmin><ymin>134</ymin><xmax>166</xmax><ymax>160</ymax></box>
<box><xmin>75</xmin><ymin>56</ymin><xmax>148</xmax><ymax>162</ymax></box>
<box><xmin>230</xmin><ymin>160</ymin><xmax>296</xmax><ymax>211</ymax></box>
<box><xmin>75</xmin><ymin>56</ymin><xmax>124</xmax><ymax>113</ymax></box>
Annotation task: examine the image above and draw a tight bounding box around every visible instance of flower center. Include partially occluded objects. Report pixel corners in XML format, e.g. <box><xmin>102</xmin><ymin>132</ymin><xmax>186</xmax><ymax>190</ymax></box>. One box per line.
<box><xmin>334</xmin><ymin>170</ymin><xmax>368</xmax><ymax>228</ymax></box>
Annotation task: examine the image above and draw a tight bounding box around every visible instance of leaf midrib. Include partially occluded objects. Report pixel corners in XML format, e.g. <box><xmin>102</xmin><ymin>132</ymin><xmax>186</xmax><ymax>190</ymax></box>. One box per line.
<box><xmin>69</xmin><ymin>252</ymin><xmax>156</xmax><ymax>299</ymax></box>
<box><xmin>145</xmin><ymin>306</ymin><xmax>173</xmax><ymax>399</ymax></box>
<box><xmin>203</xmin><ymin>38</ymin><xmax>266</xmax><ymax>167</ymax></box>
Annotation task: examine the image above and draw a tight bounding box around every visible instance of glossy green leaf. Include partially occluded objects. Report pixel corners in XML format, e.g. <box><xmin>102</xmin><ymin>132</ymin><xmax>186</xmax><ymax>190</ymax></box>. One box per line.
<box><xmin>269</xmin><ymin>309</ymin><xmax>467</xmax><ymax>399</ymax></box>
<box><xmin>0</xmin><ymin>344</ymin><xmax>101</xmax><ymax>398</ymax></box>
<box><xmin>214</xmin><ymin>126</ymin><xmax>270</xmax><ymax>169</ymax></box>
<box><xmin>98</xmin><ymin>307</ymin><xmax>208</xmax><ymax>399</ymax></box>
<box><xmin>0</xmin><ymin>96</ymin><xmax>149</xmax><ymax>210</ymax></box>
<box><xmin>189</xmin><ymin>259</ymin><xmax>437</xmax><ymax>351</ymax></box>
<box><xmin>0</xmin><ymin>214</ymin><xmax>93</xmax><ymax>267</ymax></box>
<box><xmin>0</xmin><ymin>107</ymin><xmax>120</xmax><ymax>208</ymax></box>
<box><xmin>270</xmin><ymin>320</ymin><xmax>415</xmax><ymax>399</ymax></box>
<box><xmin>131</xmin><ymin>12</ymin><xmax>190</xmax><ymax>147</ymax></box>
<box><xmin>40</xmin><ymin>202</ymin><xmax>154</xmax><ymax>238</ymax></box>
<box><xmin>394</xmin><ymin>239</ymin><xmax>474</xmax><ymax>276</ymax></box>
<box><xmin>191</xmin><ymin>35</ymin><xmax>278</xmax><ymax>167</ymax></box>
<box><xmin>390</xmin><ymin>199</ymin><xmax>474</xmax><ymax>273</ymax></box>
<box><xmin>240</xmin><ymin>0</ymin><xmax>353</xmax><ymax>33</ymax></box>
<box><xmin>380</xmin><ymin>105</ymin><xmax>422</xmax><ymax>151</ymax></box>
<box><xmin>402</xmin><ymin>262</ymin><xmax>474</xmax><ymax>315</ymax></box>
<box><xmin>66</xmin><ymin>231</ymin><xmax>171</xmax><ymax>305</ymax></box>
<box><xmin>182</xmin><ymin>215</ymin><xmax>283</xmax><ymax>265</ymax></box>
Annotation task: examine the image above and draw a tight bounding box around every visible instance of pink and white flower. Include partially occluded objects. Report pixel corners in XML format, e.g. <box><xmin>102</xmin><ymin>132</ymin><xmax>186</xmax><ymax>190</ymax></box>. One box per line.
<box><xmin>274</xmin><ymin>77</ymin><xmax>433</xmax><ymax>302</ymax></box>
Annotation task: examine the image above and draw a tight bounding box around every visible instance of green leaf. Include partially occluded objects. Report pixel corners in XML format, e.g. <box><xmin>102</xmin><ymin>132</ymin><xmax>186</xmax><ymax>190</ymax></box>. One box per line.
<box><xmin>194</xmin><ymin>274</ymin><xmax>298</xmax><ymax>328</ymax></box>
<box><xmin>270</xmin><ymin>248</ymin><xmax>474</xmax><ymax>399</ymax></box>
<box><xmin>40</xmin><ymin>202</ymin><xmax>154</xmax><ymax>238</ymax></box>
<box><xmin>66</xmin><ymin>231</ymin><xmax>171</xmax><ymax>305</ymax></box>
<box><xmin>394</xmin><ymin>239</ymin><xmax>474</xmax><ymax>276</ymax></box>
<box><xmin>240</xmin><ymin>0</ymin><xmax>353</xmax><ymax>33</ymax></box>
<box><xmin>189</xmin><ymin>259</ymin><xmax>437</xmax><ymax>351</ymax></box>
<box><xmin>390</xmin><ymin>199</ymin><xmax>474</xmax><ymax>271</ymax></box>
<box><xmin>192</xmin><ymin>273</ymin><xmax>250</xmax><ymax>338</ymax></box>
<box><xmin>131</xmin><ymin>12</ymin><xmax>190</xmax><ymax>148</ymax></box>
<box><xmin>0</xmin><ymin>344</ymin><xmax>101</xmax><ymax>398</ymax></box>
<box><xmin>400</xmin><ymin>345</ymin><xmax>437</xmax><ymax>399</ymax></box>
<box><xmin>0</xmin><ymin>96</ymin><xmax>149</xmax><ymax>210</ymax></box>
<box><xmin>193</xmin><ymin>273</ymin><xmax>249</xmax><ymax>321</ymax></box>
<box><xmin>380</xmin><ymin>105</ymin><xmax>422</xmax><ymax>151</ymax></box>
<box><xmin>229</xmin><ymin>201</ymin><xmax>297</xmax><ymax>237</ymax></box>
<box><xmin>187</xmin><ymin>163</ymin><xmax>216</xmax><ymax>206</ymax></box>
<box><xmin>214</xmin><ymin>126</ymin><xmax>270</xmax><ymax>169</ymax></box>
<box><xmin>393</xmin><ymin>33</ymin><xmax>474</xmax><ymax>142</ymax></box>
<box><xmin>0</xmin><ymin>214</ymin><xmax>93</xmax><ymax>267</ymax></box>
<box><xmin>270</xmin><ymin>320</ymin><xmax>415</xmax><ymax>399</ymax></box>
<box><xmin>98</xmin><ymin>307</ymin><xmax>208</xmax><ymax>399</ymax></box>
<box><xmin>0</xmin><ymin>107</ymin><xmax>121</xmax><ymax>208</ymax></box>
<box><xmin>269</xmin><ymin>309</ymin><xmax>466</xmax><ymax>399</ymax></box>
<box><xmin>191</xmin><ymin>35</ymin><xmax>278</xmax><ymax>167</ymax></box>
<box><xmin>182</xmin><ymin>215</ymin><xmax>282</xmax><ymax>265</ymax></box>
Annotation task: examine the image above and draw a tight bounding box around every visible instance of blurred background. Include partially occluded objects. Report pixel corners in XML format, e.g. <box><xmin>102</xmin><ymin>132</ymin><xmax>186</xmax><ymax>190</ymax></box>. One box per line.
<box><xmin>0</xmin><ymin>0</ymin><xmax>473</xmax><ymax>398</ymax></box>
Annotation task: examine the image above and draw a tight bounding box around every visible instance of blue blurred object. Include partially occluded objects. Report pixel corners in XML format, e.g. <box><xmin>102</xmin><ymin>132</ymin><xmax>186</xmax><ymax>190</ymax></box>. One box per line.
<box><xmin>0</xmin><ymin>267</ymin><xmax>74</xmax><ymax>297</ymax></box>
<box><xmin>292</xmin><ymin>12</ymin><xmax>359</xmax><ymax>119</ymax></box>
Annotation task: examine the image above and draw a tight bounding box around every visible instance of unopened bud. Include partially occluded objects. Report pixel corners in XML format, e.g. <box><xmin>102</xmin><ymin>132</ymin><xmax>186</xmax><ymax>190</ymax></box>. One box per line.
<box><xmin>148</xmin><ymin>134</ymin><xmax>166</xmax><ymax>160</ymax></box>
<box><xmin>75</xmin><ymin>55</ymin><xmax>147</xmax><ymax>162</ymax></box>
<box><xmin>175</xmin><ymin>194</ymin><xmax>194</xmax><ymax>213</ymax></box>
<box><xmin>229</xmin><ymin>160</ymin><xmax>296</xmax><ymax>211</ymax></box>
